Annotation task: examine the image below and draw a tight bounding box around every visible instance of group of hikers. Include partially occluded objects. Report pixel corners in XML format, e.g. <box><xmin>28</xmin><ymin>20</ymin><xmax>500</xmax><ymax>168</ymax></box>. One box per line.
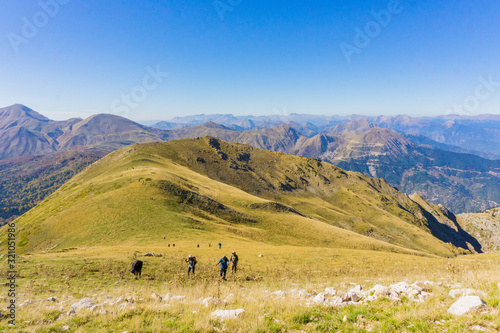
<box><xmin>185</xmin><ymin>251</ymin><xmax>238</xmax><ymax>279</ymax></box>
<box><xmin>131</xmin><ymin>251</ymin><xmax>239</xmax><ymax>280</ymax></box>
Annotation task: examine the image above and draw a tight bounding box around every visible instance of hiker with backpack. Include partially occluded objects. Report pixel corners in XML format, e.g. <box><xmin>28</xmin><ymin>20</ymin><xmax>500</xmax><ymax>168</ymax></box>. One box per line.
<box><xmin>130</xmin><ymin>260</ymin><xmax>143</xmax><ymax>279</ymax></box>
<box><xmin>230</xmin><ymin>251</ymin><xmax>239</xmax><ymax>273</ymax></box>
<box><xmin>185</xmin><ymin>255</ymin><xmax>197</xmax><ymax>277</ymax></box>
<box><xmin>217</xmin><ymin>255</ymin><xmax>229</xmax><ymax>280</ymax></box>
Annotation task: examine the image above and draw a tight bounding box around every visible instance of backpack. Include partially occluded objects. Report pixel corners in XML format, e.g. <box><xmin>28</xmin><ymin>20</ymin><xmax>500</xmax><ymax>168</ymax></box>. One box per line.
<box><xmin>132</xmin><ymin>260</ymin><xmax>143</xmax><ymax>271</ymax></box>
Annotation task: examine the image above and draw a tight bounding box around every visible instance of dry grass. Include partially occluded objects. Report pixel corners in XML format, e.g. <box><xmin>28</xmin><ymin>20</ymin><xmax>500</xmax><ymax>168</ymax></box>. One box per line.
<box><xmin>1</xmin><ymin>245</ymin><xmax>500</xmax><ymax>332</ymax></box>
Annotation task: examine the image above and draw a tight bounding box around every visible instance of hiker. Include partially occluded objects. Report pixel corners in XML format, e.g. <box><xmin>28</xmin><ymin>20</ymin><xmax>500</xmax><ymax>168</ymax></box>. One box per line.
<box><xmin>218</xmin><ymin>243</ymin><xmax>222</xmax><ymax>249</ymax></box>
<box><xmin>185</xmin><ymin>255</ymin><xmax>197</xmax><ymax>277</ymax></box>
<box><xmin>197</xmin><ymin>244</ymin><xmax>200</xmax><ymax>248</ymax></box>
<box><xmin>173</xmin><ymin>244</ymin><xmax>175</xmax><ymax>247</ymax></box>
<box><xmin>168</xmin><ymin>244</ymin><xmax>170</xmax><ymax>247</ymax></box>
<box><xmin>209</xmin><ymin>243</ymin><xmax>211</xmax><ymax>247</ymax></box>
<box><xmin>217</xmin><ymin>255</ymin><xmax>229</xmax><ymax>280</ymax></box>
<box><xmin>130</xmin><ymin>260</ymin><xmax>143</xmax><ymax>279</ymax></box>
<box><xmin>230</xmin><ymin>251</ymin><xmax>239</xmax><ymax>273</ymax></box>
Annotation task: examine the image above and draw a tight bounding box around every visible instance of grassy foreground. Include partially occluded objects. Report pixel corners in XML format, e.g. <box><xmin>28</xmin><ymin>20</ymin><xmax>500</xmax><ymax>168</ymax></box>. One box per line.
<box><xmin>1</xmin><ymin>244</ymin><xmax>500</xmax><ymax>332</ymax></box>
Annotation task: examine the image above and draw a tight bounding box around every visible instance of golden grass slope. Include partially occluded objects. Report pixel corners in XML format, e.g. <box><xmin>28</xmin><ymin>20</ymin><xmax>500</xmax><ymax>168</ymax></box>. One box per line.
<box><xmin>6</xmin><ymin>137</ymin><xmax>474</xmax><ymax>257</ymax></box>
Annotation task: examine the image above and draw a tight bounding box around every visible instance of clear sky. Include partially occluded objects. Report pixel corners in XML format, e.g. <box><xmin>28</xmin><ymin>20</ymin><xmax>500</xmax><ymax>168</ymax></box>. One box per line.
<box><xmin>0</xmin><ymin>0</ymin><xmax>499</xmax><ymax>121</ymax></box>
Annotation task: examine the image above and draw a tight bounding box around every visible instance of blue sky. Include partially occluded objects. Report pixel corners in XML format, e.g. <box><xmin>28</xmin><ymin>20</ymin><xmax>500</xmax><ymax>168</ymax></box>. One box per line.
<box><xmin>0</xmin><ymin>0</ymin><xmax>499</xmax><ymax>121</ymax></box>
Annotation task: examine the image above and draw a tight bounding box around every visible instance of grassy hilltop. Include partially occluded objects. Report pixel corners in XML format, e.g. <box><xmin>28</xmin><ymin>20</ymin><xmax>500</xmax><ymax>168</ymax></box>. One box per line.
<box><xmin>6</xmin><ymin>137</ymin><xmax>478</xmax><ymax>257</ymax></box>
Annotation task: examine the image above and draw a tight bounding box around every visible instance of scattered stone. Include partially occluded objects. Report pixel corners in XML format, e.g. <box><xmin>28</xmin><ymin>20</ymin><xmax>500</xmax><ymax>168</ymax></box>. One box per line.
<box><xmin>144</xmin><ymin>253</ymin><xmax>154</xmax><ymax>257</ymax></box>
<box><xmin>324</xmin><ymin>287</ymin><xmax>336</xmax><ymax>296</ymax></box>
<box><xmin>46</xmin><ymin>297</ymin><xmax>58</xmax><ymax>302</ymax></box>
<box><xmin>202</xmin><ymin>297</ymin><xmax>224</xmax><ymax>307</ymax></box>
<box><xmin>171</xmin><ymin>296</ymin><xmax>185</xmax><ymax>302</ymax></box>
<box><xmin>116</xmin><ymin>296</ymin><xmax>127</xmax><ymax>303</ymax></box>
<box><xmin>369</xmin><ymin>285</ymin><xmax>389</xmax><ymax>296</ymax></box>
<box><xmin>470</xmin><ymin>325</ymin><xmax>488</xmax><ymax>332</ymax></box>
<box><xmin>270</xmin><ymin>290</ymin><xmax>286</xmax><ymax>299</ymax></box>
<box><xmin>224</xmin><ymin>293</ymin><xmax>236</xmax><ymax>303</ymax></box>
<box><xmin>327</xmin><ymin>296</ymin><xmax>344</xmax><ymax>307</ymax></box>
<box><xmin>342</xmin><ymin>315</ymin><xmax>348</xmax><ymax>322</ymax></box>
<box><xmin>66</xmin><ymin>309</ymin><xmax>76</xmax><ymax>316</ymax></box>
<box><xmin>448</xmin><ymin>296</ymin><xmax>487</xmax><ymax>316</ymax></box>
<box><xmin>258</xmin><ymin>254</ymin><xmax>263</xmax><ymax>257</ymax></box>
<box><xmin>390</xmin><ymin>282</ymin><xmax>410</xmax><ymax>296</ymax></box>
<box><xmin>350</xmin><ymin>285</ymin><xmax>363</xmax><ymax>294</ymax></box>
<box><xmin>71</xmin><ymin>298</ymin><xmax>95</xmax><ymax>311</ymax></box>
<box><xmin>414</xmin><ymin>281</ymin><xmax>432</xmax><ymax>292</ymax></box>
<box><xmin>211</xmin><ymin>309</ymin><xmax>246</xmax><ymax>321</ymax></box>
<box><xmin>290</xmin><ymin>289</ymin><xmax>311</xmax><ymax>298</ymax></box>
<box><xmin>90</xmin><ymin>305</ymin><xmax>101</xmax><ymax>312</ymax></box>
<box><xmin>151</xmin><ymin>293</ymin><xmax>163</xmax><ymax>302</ymax></box>
<box><xmin>312</xmin><ymin>292</ymin><xmax>325</xmax><ymax>304</ymax></box>
<box><xmin>61</xmin><ymin>325</ymin><xmax>70</xmax><ymax>331</ymax></box>
<box><xmin>19</xmin><ymin>299</ymin><xmax>34</xmax><ymax>307</ymax></box>
<box><xmin>449</xmin><ymin>289</ymin><xmax>487</xmax><ymax>299</ymax></box>
<box><xmin>342</xmin><ymin>285</ymin><xmax>364</xmax><ymax>303</ymax></box>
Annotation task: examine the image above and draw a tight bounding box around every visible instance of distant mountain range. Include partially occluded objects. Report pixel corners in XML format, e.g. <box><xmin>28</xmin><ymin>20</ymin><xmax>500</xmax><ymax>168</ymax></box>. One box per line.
<box><xmin>0</xmin><ymin>104</ymin><xmax>499</xmax><ymax>222</ymax></box>
<box><xmin>153</xmin><ymin>113</ymin><xmax>500</xmax><ymax>159</ymax></box>
<box><xmin>0</xmin><ymin>104</ymin><xmax>170</xmax><ymax>160</ymax></box>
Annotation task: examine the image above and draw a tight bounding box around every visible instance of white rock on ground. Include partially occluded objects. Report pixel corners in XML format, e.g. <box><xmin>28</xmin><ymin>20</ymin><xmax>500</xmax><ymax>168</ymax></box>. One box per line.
<box><xmin>269</xmin><ymin>290</ymin><xmax>286</xmax><ymax>299</ymax></box>
<box><xmin>202</xmin><ymin>297</ymin><xmax>224</xmax><ymax>307</ymax></box>
<box><xmin>224</xmin><ymin>293</ymin><xmax>236</xmax><ymax>303</ymax></box>
<box><xmin>71</xmin><ymin>298</ymin><xmax>95</xmax><ymax>311</ymax></box>
<box><xmin>390</xmin><ymin>282</ymin><xmax>410</xmax><ymax>296</ymax></box>
<box><xmin>349</xmin><ymin>285</ymin><xmax>363</xmax><ymax>294</ymax></box>
<box><xmin>210</xmin><ymin>309</ymin><xmax>246</xmax><ymax>321</ymax></box>
<box><xmin>324</xmin><ymin>287</ymin><xmax>336</xmax><ymax>296</ymax></box>
<box><xmin>470</xmin><ymin>325</ymin><xmax>488</xmax><ymax>332</ymax></box>
<box><xmin>326</xmin><ymin>296</ymin><xmax>344</xmax><ymax>307</ymax></box>
<box><xmin>151</xmin><ymin>293</ymin><xmax>162</xmax><ymax>302</ymax></box>
<box><xmin>369</xmin><ymin>285</ymin><xmax>389</xmax><ymax>296</ymax></box>
<box><xmin>312</xmin><ymin>292</ymin><xmax>325</xmax><ymax>304</ymax></box>
<box><xmin>290</xmin><ymin>289</ymin><xmax>311</xmax><ymax>298</ymax></box>
<box><xmin>447</xmin><ymin>296</ymin><xmax>487</xmax><ymax>316</ymax></box>
<box><xmin>449</xmin><ymin>289</ymin><xmax>487</xmax><ymax>299</ymax></box>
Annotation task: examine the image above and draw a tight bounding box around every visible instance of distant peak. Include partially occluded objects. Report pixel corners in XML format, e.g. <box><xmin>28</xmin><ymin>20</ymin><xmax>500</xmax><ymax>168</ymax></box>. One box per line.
<box><xmin>199</xmin><ymin>121</ymin><xmax>229</xmax><ymax>129</ymax></box>
<box><xmin>0</xmin><ymin>104</ymin><xmax>51</xmax><ymax>122</ymax></box>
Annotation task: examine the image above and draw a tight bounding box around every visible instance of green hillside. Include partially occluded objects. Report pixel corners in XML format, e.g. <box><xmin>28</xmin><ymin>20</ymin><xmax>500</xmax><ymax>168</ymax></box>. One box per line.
<box><xmin>8</xmin><ymin>137</ymin><xmax>478</xmax><ymax>257</ymax></box>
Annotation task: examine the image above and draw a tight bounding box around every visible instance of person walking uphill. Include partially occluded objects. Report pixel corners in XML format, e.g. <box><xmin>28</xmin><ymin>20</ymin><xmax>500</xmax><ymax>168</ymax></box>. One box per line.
<box><xmin>217</xmin><ymin>255</ymin><xmax>229</xmax><ymax>280</ymax></box>
<box><xmin>230</xmin><ymin>251</ymin><xmax>239</xmax><ymax>273</ymax></box>
<box><xmin>130</xmin><ymin>260</ymin><xmax>143</xmax><ymax>279</ymax></box>
<box><xmin>185</xmin><ymin>255</ymin><xmax>197</xmax><ymax>277</ymax></box>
